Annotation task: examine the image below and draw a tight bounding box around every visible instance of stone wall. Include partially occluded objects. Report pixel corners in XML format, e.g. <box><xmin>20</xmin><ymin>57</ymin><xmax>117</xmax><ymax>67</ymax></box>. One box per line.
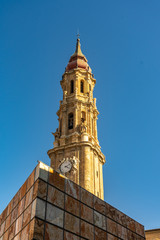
<box><xmin>145</xmin><ymin>229</ymin><xmax>160</xmax><ymax>240</ymax></box>
<box><xmin>0</xmin><ymin>162</ymin><xmax>145</xmax><ymax>240</ymax></box>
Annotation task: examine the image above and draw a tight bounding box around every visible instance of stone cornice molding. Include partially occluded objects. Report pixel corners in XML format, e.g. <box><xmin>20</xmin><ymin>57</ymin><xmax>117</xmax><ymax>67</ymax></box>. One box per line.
<box><xmin>48</xmin><ymin>141</ymin><xmax>105</xmax><ymax>164</ymax></box>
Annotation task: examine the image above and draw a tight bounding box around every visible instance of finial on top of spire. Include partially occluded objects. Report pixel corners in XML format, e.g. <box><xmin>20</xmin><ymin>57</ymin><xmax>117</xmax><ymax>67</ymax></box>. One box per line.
<box><xmin>77</xmin><ymin>29</ymin><xmax>80</xmax><ymax>39</ymax></box>
<box><xmin>65</xmin><ymin>33</ymin><xmax>91</xmax><ymax>72</ymax></box>
<box><xmin>75</xmin><ymin>31</ymin><xmax>83</xmax><ymax>56</ymax></box>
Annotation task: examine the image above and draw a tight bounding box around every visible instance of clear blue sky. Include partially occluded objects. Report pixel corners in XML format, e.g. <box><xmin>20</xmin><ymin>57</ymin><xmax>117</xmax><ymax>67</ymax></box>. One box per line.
<box><xmin>0</xmin><ymin>0</ymin><xmax>160</xmax><ymax>230</ymax></box>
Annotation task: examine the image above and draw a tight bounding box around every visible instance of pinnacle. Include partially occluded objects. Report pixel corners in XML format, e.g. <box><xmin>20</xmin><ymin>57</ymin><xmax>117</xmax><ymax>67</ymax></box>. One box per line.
<box><xmin>65</xmin><ymin>37</ymin><xmax>91</xmax><ymax>72</ymax></box>
<box><xmin>70</xmin><ymin>37</ymin><xmax>85</xmax><ymax>59</ymax></box>
<box><xmin>75</xmin><ymin>38</ymin><xmax>83</xmax><ymax>56</ymax></box>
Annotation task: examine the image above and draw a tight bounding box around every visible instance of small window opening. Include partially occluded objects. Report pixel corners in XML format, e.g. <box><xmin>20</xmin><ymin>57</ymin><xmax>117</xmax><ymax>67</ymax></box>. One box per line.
<box><xmin>81</xmin><ymin>81</ymin><xmax>84</xmax><ymax>93</ymax></box>
<box><xmin>81</xmin><ymin>111</ymin><xmax>86</xmax><ymax>123</ymax></box>
<box><xmin>60</xmin><ymin>119</ymin><xmax>62</xmax><ymax>136</ymax></box>
<box><xmin>70</xmin><ymin>80</ymin><xmax>74</xmax><ymax>94</ymax></box>
<box><xmin>68</xmin><ymin>113</ymin><xmax>73</xmax><ymax>129</ymax></box>
<box><xmin>96</xmin><ymin>171</ymin><xmax>98</xmax><ymax>177</ymax></box>
<box><xmin>92</xmin><ymin>119</ymin><xmax>94</xmax><ymax>133</ymax></box>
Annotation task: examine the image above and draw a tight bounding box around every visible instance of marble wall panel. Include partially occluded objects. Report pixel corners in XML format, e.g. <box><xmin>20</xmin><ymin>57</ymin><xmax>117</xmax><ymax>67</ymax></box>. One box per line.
<box><xmin>21</xmin><ymin>224</ymin><xmax>29</xmax><ymax>240</ymax></box>
<box><xmin>35</xmin><ymin>164</ymin><xmax>40</xmax><ymax>181</ymax></box>
<box><xmin>81</xmin><ymin>203</ymin><xmax>93</xmax><ymax>224</ymax></box>
<box><xmin>33</xmin><ymin>218</ymin><xmax>44</xmax><ymax>240</ymax></box>
<box><xmin>116</xmin><ymin>210</ymin><xmax>127</xmax><ymax>227</ymax></box>
<box><xmin>3</xmin><ymin>230</ymin><xmax>9</xmax><ymax>240</ymax></box>
<box><xmin>47</xmin><ymin>185</ymin><xmax>64</xmax><ymax>209</ymax></box>
<box><xmin>22</xmin><ymin>204</ymin><xmax>31</xmax><ymax>228</ymax></box>
<box><xmin>81</xmin><ymin>220</ymin><xmax>94</xmax><ymax>240</ymax></box>
<box><xmin>135</xmin><ymin>221</ymin><xmax>145</xmax><ymax>237</ymax></box>
<box><xmin>14</xmin><ymin>232</ymin><xmax>20</xmax><ymax>240</ymax></box>
<box><xmin>137</xmin><ymin>235</ymin><xmax>145</xmax><ymax>240</ymax></box>
<box><xmin>64</xmin><ymin>231</ymin><xmax>80</xmax><ymax>240</ymax></box>
<box><xmin>35</xmin><ymin>164</ymin><xmax>49</xmax><ymax>182</ymax></box>
<box><xmin>107</xmin><ymin>233</ymin><xmax>118</xmax><ymax>240</ymax></box>
<box><xmin>94</xmin><ymin>210</ymin><xmax>106</xmax><ymax>230</ymax></box>
<box><xmin>117</xmin><ymin>224</ymin><xmax>128</xmax><ymax>239</ymax></box>
<box><xmin>49</xmin><ymin>171</ymin><xmax>65</xmax><ymax>191</ymax></box>
<box><xmin>33</xmin><ymin>180</ymin><xmax>38</xmax><ymax>199</ymax></box>
<box><xmin>0</xmin><ymin>221</ymin><xmax>5</xmax><ymax>237</ymax></box>
<box><xmin>107</xmin><ymin>218</ymin><xmax>117</xmax><ymax>236</ymax></box>
<box><xmin>81</xmin><ymin>188</ymin><xmax>94</xmax><ymax>208</ymax></box>
<box><xmin>126</xmin><ymin>216</ymin><xmax>136</xmax><ymax>232</ymax></box>
<box><xmin>94</xmin><ymin>196</ymin><xmax>106</xmax><ymax>215</ymax></box>
<box><xmin>17</xmin><ymin>197</ymin><xmax>25</xmax><ymax>216</ymax></box>
<box><xmin>106</xmin><ymin>203</ymin><xmax>117</xmax><ymax>221</ymax></box>
<box><xmin>8</xmin><ymin>221</ymin><xmax>15</xmax><ymax>240</ymax></box>
<box><xmin>26</xmin><ymin>169</ymin><xmax>35</xmax><ymax>192</ymax></box>
<box><xmin>19</xmin><ymin>180</ymin><xmax>27</xmax><ymax>200</ymax></box>
<box><xmin>95</xmin><ymin>226</ymin><xmax>107</xmax><ymax>240</ymax></box>
<box><xmin>15</xmin><ymin>214</ymin><xmax>23</xmax><ymax>235</ymax></box>
<box><xmin>36</xmin><ymin>198</ymin><xmax>46</xmax><ymax>220</ymax></box>
<box><xmin>7</xmin><ymin>201</ymin><xmax>12</xmax><ymax>216</ymax></box>
<box><xmin>10</xmin><ymin>205</ymin><xmax>18</xmax><ymax>225</ymax></box>
<box><xmin>12</xmin><ymin>191</ymin><xmax>20</xmax><ymax>209</ymax></box>
<box><xmin>127</xmin><ymin>229</ymin><xmax>137</xmax><ymax>240</ymax></box>
<box><xmin>65</xmin><ymin>195</ymin><xmax>80</xmax><ymax>217</ymax></box>
<box><xmin>1</xmin><ymin>207</ymin><xmax>8</xmax><ymax>222</ymax></box>
<box><xmin>64</xmin><ymin>212</ymin><xmax>80</xmax><ymax>235</ymax></box>
<box><xmin>66</xmin><ymin>179</ymin><xmax>80</xmax><ymax>200</ymax></box>
<box><xmin>25</xmin><ymin>186</ymin><xmax>33</xmax><ymax>209</ymax></box>
<box><xmin>28</xmin><ymin>219</ymin><xmax>34</xmax><ymax>240</ymax></box>
<box><xmin>33</xmin><ymin>179</ymin><xmax>47</xmax><ymax>200</ymax></box>
<box><xmin>46</xmin><ymin>203</ymin><xmax>64</xmax><ymax>227</ymax></box>
<box><xmin>45</xmin><ymin>223</ymin><xmax>63</xmax><ymax>240</ymax></box>
<box><xmin>4</xmin><ymin>214</ymin><xmax>11</xmax><ymax>232</ymax></box>
<box><xmin>31</xmin><ymin>199</ymin><xmax>37</xmax><ymax>219</ymax></box>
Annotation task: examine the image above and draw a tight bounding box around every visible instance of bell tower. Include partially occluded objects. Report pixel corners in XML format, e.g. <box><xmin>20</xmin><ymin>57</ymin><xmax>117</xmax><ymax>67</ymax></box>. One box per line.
<box><xmin>48</xmin><ymin>37</ymin><xmax>105</xmax><ymax>199</ymax></box>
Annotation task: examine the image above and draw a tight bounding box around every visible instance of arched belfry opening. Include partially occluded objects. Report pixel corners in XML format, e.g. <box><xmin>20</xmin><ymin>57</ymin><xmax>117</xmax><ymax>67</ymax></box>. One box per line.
<box><xmin>70</xmin><ymin>80</ymin><xmax>74</xmax><ymax>94</ymax></box>
<box><xmin>80</xmin><ymin>80</ymin><xmax>84</xmax><ymax>93</ymax></box>
<box><xmin>68</xmin><ymin>113</ymin><xmax>73</xmax><ymax>129</ymax></box>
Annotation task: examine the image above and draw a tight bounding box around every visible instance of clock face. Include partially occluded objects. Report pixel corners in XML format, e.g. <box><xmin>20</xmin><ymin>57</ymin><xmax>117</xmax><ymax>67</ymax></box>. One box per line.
<box><xmin>60</xmin><ymin>160</ymin><xmax>72</xmax><ymax>174</ymax></box>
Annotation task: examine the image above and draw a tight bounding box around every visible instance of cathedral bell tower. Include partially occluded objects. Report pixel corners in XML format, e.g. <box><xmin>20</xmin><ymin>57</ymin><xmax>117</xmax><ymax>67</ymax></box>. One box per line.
<box><xmin>48</xmin><ymin>37</ymin><xmax>105</xmax><ymax>199</ymax></box>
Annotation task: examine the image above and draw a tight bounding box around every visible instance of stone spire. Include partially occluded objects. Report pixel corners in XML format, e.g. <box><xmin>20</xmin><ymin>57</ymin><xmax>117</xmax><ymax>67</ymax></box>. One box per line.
<box><xmin>72</xmin><ymin>37</ymin><xmax>84</xmax><ymax>58</ymax></box>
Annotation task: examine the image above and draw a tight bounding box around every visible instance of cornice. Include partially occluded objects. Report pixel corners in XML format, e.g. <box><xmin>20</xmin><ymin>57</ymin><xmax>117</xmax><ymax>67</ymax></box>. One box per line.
<box><xmin>48</xmin><ymin>141</ymin><xmax>106</xmax><ymax>164</ymax></box>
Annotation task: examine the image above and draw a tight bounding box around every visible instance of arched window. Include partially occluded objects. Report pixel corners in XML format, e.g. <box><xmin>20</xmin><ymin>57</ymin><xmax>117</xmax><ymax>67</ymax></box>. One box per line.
<box><xmin>89</xmin><ymin>84</ymin><xmax>91</xmax><ymax>91</ymax></box>
<box><xmin>70</xmin><ymin>80</ymin><xmax>74</xmax><ymax>94</ymax></box>
<box><xmin>68</xmin><ymin>113</ymin><xmax>73</xmax><ymax>129</ymax></box>
<box><xmin>80</xmin><ymin>80</ymin><xmax>84</xmax><ymax>93</ymax></box>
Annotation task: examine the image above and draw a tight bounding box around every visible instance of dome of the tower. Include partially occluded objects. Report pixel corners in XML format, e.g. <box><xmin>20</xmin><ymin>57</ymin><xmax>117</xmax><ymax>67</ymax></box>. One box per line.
<box><xmin>66</xmin><ymin>38</ymin><xmax>92</xmax><ymax>73</ymax></box>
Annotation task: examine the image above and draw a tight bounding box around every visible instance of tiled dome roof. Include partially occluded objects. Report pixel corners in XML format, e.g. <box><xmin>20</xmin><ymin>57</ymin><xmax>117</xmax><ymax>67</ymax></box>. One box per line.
<box><xmin>66</xmin><ymin>38</ymin><xmax>91</xmax><ymax>73</ymax></box>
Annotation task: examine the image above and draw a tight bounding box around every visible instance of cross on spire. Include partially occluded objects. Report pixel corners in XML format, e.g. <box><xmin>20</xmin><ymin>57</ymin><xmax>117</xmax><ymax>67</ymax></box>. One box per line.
<box><xmin>77</xmin><ymin>30</ymin><xmax>80</xmax><ymax>39</ymax></box>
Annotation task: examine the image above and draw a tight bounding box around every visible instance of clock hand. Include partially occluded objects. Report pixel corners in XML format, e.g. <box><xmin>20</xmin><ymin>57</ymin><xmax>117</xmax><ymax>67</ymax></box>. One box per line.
<box><xmin>65</xmin><ymin>165</ymin><xmax>71</xmax><ymax>169</ymax></box>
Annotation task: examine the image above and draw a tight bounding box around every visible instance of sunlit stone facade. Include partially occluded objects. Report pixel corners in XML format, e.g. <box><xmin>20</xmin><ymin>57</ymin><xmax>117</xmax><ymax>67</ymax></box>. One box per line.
<box><xmin>145</xmin><ymin>229</ymin><xmax>160</xmax><ymax>240</ymax></box>
<box><xmin>48</xmin><ymin>38</ymin><xmax>105</xmax><ymax>199</ymax></box>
